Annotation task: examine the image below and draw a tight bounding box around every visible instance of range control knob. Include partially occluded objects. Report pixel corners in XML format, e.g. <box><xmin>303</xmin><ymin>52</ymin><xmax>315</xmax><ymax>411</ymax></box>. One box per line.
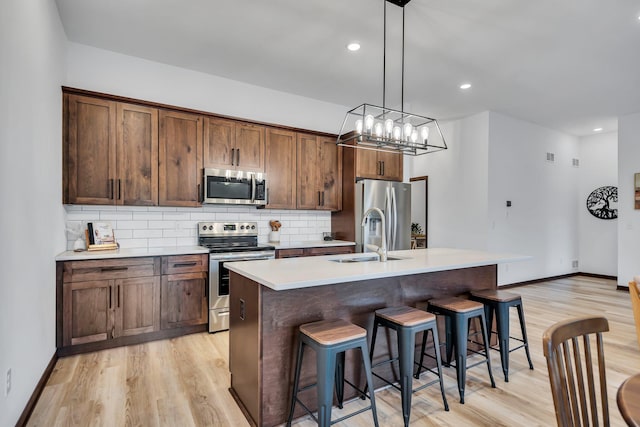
<box><xmin>202</xmin><ymin>225</ymin><xmax>207</xmax><ymax>230</ymax></box>
<box><xmin>208</xmin><ymin>225</ymin><xmax>213</xmax><ymax>230</ymax></box>
<box><xmin>251</xmin><ymin>225</ymin><xmax>256</xmax><ymax>230</ymax></box>
<box><xmin>240</xmin><ymin>225</ymin><xmax>245</xmax><ymax>230</ymax></box>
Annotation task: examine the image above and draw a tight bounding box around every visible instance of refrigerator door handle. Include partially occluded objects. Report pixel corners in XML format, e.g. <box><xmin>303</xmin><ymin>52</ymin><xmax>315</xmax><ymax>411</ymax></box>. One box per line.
<box><xmin>385</xmin><ymin>186</ymin><xmax>393</xmax><ymax>250</ymax></box>
<box><xmin>391</xmin><ymin>187</ymin><xmax>398</xmax><ymax>250</ymax></box>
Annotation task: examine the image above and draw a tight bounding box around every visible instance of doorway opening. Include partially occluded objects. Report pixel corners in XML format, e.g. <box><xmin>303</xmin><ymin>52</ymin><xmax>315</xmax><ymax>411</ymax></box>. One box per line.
<box><xmin>410</xmin><ymin>176</ymin><xmax>428</xmax><ymax>248</ymax></box>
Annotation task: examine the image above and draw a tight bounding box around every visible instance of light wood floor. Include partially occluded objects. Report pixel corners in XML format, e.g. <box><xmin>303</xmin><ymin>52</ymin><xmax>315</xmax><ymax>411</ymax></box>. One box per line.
<box><xmin>28</xmin><ymin>276</ymin><xmax>640</xmax><ymax>426</ymax></box>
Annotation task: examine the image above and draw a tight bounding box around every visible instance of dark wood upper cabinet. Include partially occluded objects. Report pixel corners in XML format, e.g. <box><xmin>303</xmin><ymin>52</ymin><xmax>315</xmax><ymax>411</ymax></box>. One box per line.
<box><xmin>265</xmin><ymin>128</ymin><xmax>297</xmax><ymax>209</ymax></box>
<box><xmin>355</xmin><ymin>146</ymin><xmax>403</xmax><ymax>181</ymax></box>
<box><xmin>296</xmin><ymin>134</ymin><xmax>342</xmax><ymax>211</ymax></box>
<box><xmin>66</xmin><ymin>94</ymin><xmax>117</xmax><ymax>205</ymax></box>
<box><xmin>158</xmin><ymin>110</ymin><xmax>203</xmax><ymax>206</ymax></box>
<box><xmin>65</xmin><ymin>95</ymin><xmax>159</xmax><ymax>206</ymax></box>
<box><xmin>204</xmin><ymin>117</ymin><xmax>265</xmax><ymax>172</ymax></box>
<box><xmin>117</xmin><ymin>103</ymin><xmax>158</xmax><ymax>206</ymax></box>
<box><xmin>63</xmin><ymin>88</ymin><xmax>343</xmax><ymax>210</ymax></box>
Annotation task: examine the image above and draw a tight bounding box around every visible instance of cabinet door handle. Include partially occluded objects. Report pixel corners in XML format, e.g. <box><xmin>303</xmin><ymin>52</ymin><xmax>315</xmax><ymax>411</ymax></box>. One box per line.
<box><xmin>109</xmin><ymin>285</ymin><xmax>112</xmax><ymax>309</ymax></box>
<box><xmin>109</xmin><ymin>179</ymin><xmax>114</xmax><ymax>200</ymax></box>
<box><xmin>318</xmin><ymin>191</ymin><xmax>321</xmax><ymax>206</ymax></box>
<box><xmin>117</xmin><ymin>179</ymin><xmax>122</xmax><ymax>200</ymax></box>
<box><xmin>197</xmin><ymin>183</ymin><xmax>202</xmax><ymax>202</ymax></box>
<box><xmin>173</xmin><ymin>262</ymin><xmax>197</xmax><ymax>268</ymax></box>
<box><xmin>101</xmin><ymin>267</ymin><xmax>128</xmax><ymax>272</ymax></box>
<box><xmin>322</xmin><ymin>191</ymin><xmax>325</xmax><ymax>206</ymax></box>
<box><xmin>117</xmin><ymin>285</ymin><xmax>120</xmax><ymax>308</ymax></box>
<box><xmin>236</xmin><ymin>148</ymin><xmax>240</xmax><ymax>166</ymax></box>
<box><xmin>231</xmin><ymin>148</ymin><xmax>235</xmax><ymax>166</ymax></box>
<box><xmin>381</xmin><ymin>161</ymin><xmax>385</xmax><ymax>176</ymax></box>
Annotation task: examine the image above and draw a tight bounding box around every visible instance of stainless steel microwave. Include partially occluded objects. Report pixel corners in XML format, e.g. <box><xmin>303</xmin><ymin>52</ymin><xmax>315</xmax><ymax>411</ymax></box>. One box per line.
<box><xmin>203</xmin><ymin>168</ymin><xmax>268</xmax><ymax>206</ymax></box>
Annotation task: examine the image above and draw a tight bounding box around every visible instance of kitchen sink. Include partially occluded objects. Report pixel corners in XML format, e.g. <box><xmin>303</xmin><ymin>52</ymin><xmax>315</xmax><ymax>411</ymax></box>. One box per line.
<box><xmin>329</xmin><ymin>255</ymin><xmax>407</xmax><ymax>263</ymax></box>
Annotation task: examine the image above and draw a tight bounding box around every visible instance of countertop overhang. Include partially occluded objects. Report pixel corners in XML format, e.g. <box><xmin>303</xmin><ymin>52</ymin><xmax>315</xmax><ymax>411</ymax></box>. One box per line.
<box><xmin>224</xmin><ymin>248</ymin><xmax>531</xmax><ymax>291</ymax></box>
<box><xmin>55</xmin><ymin>245</ymin><xmax>209</xmax><ymax>261</ymax></box>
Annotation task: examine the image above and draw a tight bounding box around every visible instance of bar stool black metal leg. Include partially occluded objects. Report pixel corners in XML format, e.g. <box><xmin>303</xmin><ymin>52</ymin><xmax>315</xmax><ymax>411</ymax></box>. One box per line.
<box><xmin>287</xmin><ymin>339</ymin><xmax>305</xmax><ymax>427</ymax></box>
<box><xmin>359</xmin><ymin>341</ymin><xmax>380</xmax><ymax>427</ymax></box>
<box><xmin>364</xmin><ymin>319</ymin><xmax>380</xmax><ymax>396</ymax></box>
<box><xmin>414</xmin><ymin>329</ymin><xmax>429</xmax><ymax>379</ymax></box>
<box><xmin>335</xmin><ymin>351</ymin><xmax>345</xmax><ymax>408</ymax></box>
<box><xmin>397</xmin><ymin>326</ymin><xmax>415</xmax><ymax>427</ymax></box>
<box><xmin>517</xmin><ymin>303</ymin><xmax>534</xmax><ymax>370</ymax></box>
<box><xmin>445</xmin><ymin>315</ymin><xmax>453</xmax><ymax>367</ymax></box>
<box><xmin>431</xmin><ymin>326</ymin><xmax>450</xmax><ymax>411</ymax></box>
<box><xmin>453</xmin><ymin>315</ymin><xmax>467</xmax><ymax>403</ymax></box>
<box><xmin>316</xmin><ymin>347</ymin><xmax>337</xmax><ymax>427</ymax></box>
<box><xmin>479</xmin><ymin>312</ymin><xmax>496</xmax><ymax>389</ymax></box>
<box><xmin>495</xmin><ymin>303</ymin><xmax>510</xmax><ymax>382</ymax></box>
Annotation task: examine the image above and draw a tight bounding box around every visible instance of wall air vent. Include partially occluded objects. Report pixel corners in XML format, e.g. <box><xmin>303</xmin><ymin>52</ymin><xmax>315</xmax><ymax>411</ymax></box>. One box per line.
<box><xmin>572</xmin><ymin>158</ymin><xmax>580</xmax><ymax>167</ymax></box>
<box><xmin>546</xmin><ymin>152</ymin><xmax>555</xmax><ymax>162</ymax></box>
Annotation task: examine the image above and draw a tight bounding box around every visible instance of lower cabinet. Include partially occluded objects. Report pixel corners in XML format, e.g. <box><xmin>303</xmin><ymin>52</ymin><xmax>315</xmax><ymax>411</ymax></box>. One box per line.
<box><xmin>275</xmin><ymin>245</ymin><xmax>355</xmax><ymax>259</ymax></box>
<box><xmin>160</xmin><ymin>271</ymin><xmax>208</xmax><ymax>329</ymax></box>
<box><xmin>58</xmin><ymin>253</ymin><xmax>208</xmax><ymax>355</ymax></box>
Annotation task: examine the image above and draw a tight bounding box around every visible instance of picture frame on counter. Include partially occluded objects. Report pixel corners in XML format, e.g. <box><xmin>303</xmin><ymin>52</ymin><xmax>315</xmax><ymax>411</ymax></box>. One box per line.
<box><xmin>86</xmin><ymin>221</ymin><xmax>118</xmax><ymax>251</ymax></box>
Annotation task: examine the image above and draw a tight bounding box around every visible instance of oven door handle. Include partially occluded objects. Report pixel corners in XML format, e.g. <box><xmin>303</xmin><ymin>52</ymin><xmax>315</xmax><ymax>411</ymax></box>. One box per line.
<box><xmin>211</xmin><ymin>252</ymin><xmax>275</xmax><ymax>262</ymax></box>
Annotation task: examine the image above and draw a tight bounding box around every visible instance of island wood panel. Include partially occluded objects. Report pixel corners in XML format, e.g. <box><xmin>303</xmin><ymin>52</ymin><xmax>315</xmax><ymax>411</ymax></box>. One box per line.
<box><xmin>229</xmin><ymin>264</ymin><xmax>497</xmax><ymax>427</ymax></box>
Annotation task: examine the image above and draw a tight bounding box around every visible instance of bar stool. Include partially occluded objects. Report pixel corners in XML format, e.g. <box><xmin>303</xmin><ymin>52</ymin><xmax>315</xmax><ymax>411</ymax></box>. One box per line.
<box><xmin>470</xmin><ymin>289</ymin><xmax>534</xmax><ymax>382</ymax></box>
<box><xmin>368</xmin><ymin>306</ymin><xmax>449</xmax><ymax>427</ymax></box>
<box><xmin>427</xmin><ymin>297</ymin><xmax>496</xmax><ymax>403</ymax></box>
<box><xmin>286</xmin><ymin>319</ymin><xmax>379</xmax><ymax>427</ymax></box>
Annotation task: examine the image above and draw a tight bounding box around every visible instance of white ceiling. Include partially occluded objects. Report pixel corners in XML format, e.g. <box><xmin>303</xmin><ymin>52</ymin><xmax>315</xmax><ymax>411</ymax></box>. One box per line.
<box><xmin>55</xmin><ymin>0</ymin><xmax>640</xmax><ymax>136</ymax></box>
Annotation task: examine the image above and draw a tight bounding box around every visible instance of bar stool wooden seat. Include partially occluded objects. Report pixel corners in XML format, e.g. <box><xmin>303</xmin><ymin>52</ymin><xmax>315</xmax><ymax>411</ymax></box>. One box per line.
<box><xmin>368</xmin><ymin>306</ymin><xmax>449</xmax><ymax>427</ymax></box>
<box><xmin>427</xmin><ymin>297</ymin><xmax>496</xmax><ymax>403</ymax></box>
<box><xmin>286</xmin><ymin>319</ymin><xmax>379</xmax><ymax>427</ymax></box>
<box><xmin>470</xmin><ymin>289</ymin><xmax>534</xmax><ymax>382</ymax></box>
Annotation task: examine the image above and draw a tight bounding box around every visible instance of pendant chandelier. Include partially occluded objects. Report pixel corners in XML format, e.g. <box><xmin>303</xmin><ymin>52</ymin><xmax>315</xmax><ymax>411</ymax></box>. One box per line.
<box><xmin>337</xmin><ymin>0</ymin><xmax>447</xmax><ymax>156</ymax></box>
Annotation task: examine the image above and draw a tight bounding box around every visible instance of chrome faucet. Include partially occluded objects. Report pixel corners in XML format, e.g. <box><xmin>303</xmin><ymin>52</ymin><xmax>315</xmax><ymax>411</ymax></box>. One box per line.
<box><xmin>361</xmin><ymin>207</ymin><xmax>387</xmax><ymax>262</ymax></box>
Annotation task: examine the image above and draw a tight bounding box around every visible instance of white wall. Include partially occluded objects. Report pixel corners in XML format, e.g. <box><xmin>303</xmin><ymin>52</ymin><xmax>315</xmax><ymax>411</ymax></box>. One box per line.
<box><xmin>408</xmin><ymin>112</ymin><xmax>490</xmax><ymax>250</ymax></box>
<box><xmin>487</xmin><ymin>112</ymin><xmax>580</xmax><ymax>285</ymax></box>
<box><xmin>578</xmin><ymin>132</ymin><xmax>618</xmax><ymax>276</ymax></box>
<box><xmin>0</xmin><ymin>0</ymin><xmax>67</xmax><ymax>425</ymax></box>
<box><xmin>66</xmin><ymin>43</ymin><xmax>346</xmax><ymax>134</ymax></box>
<box><xmin>618</xmin><ymin>112</ymin><xmax>640</xmax><ymax>287</ymax></box>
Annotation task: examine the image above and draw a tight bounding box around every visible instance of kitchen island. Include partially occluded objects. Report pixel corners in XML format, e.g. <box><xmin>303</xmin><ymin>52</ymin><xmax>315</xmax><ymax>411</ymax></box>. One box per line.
<box><xmin>225</xmin><ymin>248</ymin><xmax>528</xmax><ymax>426</ymax></box>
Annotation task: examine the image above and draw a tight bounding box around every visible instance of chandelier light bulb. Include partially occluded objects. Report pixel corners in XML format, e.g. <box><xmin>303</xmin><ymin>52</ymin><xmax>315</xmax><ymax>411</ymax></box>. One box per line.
<box><xmin>374</xmin><ymin>122</ymin><xmax>383</xmax><ymax>137</ymax></box>
<box><xmin>384</xmin><ymin>119</ymin><xmax>394</xmax><ymax>136</ymax></box>
<box><xmin>355</xmin><ymin>119</ymin><xmax>363</xmax><ymax>134</ymax></box>
<box><xmin>411</xmin><ymin>130</ymin><xmax>418</xmax><ymax>143</ymax></box>
<box><xmin>364</xmin><ymin>114</ymin><xmax>374</xmax><ymax>131</ymax></box>
<box><xmin>403</xmin><ymin>123</ymin><xmax>413</xmax><ymax>140</ymax></box>
<box><xmin>393</xmin><ymin>126</ymin><xmax>402</xmax><ymax>140</ymax></box>
<box><xmin>421</xmin><ymin>126</ymin><xmax>430</xmax><ymax>141</ymax></box>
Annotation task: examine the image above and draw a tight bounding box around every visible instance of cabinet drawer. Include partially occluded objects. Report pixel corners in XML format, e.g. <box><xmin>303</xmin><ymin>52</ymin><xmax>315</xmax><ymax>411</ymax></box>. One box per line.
<box><xmin>63</xmin><ymin>257</ymin><xmax>160</xmax><ymax>282</ymax></box>
<box><xmin>276</xmin><ymin>248</ymin><xmax>305</xmax><ymax>259</ymax></box>
<box><xmin>305</xmin><ymin>246</ymin><xmax>354</xmax><ymax>257</ymax></box>
<box><xmin>162</xmin><ymin>254</ymin><xmax>208</xmax><ymax>274</ymax></box>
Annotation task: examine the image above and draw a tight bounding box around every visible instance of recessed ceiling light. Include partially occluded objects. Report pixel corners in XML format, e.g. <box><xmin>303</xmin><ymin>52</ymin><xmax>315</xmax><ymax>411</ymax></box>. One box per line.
<box><xmin>459</xmin><ymin>83</ymin><xmax>472</xmax><ymax>90</ymax></box>
<box><xmin>347</xmin><ymin>42</ymin><xmax>361</xmax><ymax>52</ymax></box>
<box><xmin>593</xmin><ymin>127</ymin><xmax>603</xmax><ymax>132</ymax></box>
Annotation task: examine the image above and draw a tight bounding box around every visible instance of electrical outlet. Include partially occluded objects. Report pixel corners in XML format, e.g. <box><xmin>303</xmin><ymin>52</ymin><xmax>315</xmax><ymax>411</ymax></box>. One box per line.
<box><xmin>572</xmin><ymin>260</ymin><xmax>579</xmax><ymax>268</ymax></box>
<box><xmin>5</xmin><ymin>368</ymin><xmax>11</xmax><ymax>396</ymax></box>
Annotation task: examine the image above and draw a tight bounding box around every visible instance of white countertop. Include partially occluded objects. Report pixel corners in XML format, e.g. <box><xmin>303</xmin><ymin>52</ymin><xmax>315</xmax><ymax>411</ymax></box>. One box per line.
<box><xmin>270</xmin><ymin>240</ymin><xmax>355</xmax><ymax>249</ymax></box>
<box><xmin>56</xmin><ymin>246</ymin><xmax>209</xmax><ymax>261</ymax></box>
<box><xmin>224</xmin><ymin>248</ymin><xmax>531</xmax><ymax>291</ymax></box>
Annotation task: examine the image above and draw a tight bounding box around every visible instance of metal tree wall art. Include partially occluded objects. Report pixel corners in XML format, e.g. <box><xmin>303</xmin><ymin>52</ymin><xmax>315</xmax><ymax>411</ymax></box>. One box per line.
<box><xmin>586</xmin><ymin>186</ymin><xmax>618</xmax><ymax>220</ymax></box>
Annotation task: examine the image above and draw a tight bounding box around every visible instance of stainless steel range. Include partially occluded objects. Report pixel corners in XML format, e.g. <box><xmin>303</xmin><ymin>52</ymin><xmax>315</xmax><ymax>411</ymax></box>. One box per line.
<box><xmin>198</xmin><ymin>221</ymin><xmax>275</xmax><ymax>332</ymax></box>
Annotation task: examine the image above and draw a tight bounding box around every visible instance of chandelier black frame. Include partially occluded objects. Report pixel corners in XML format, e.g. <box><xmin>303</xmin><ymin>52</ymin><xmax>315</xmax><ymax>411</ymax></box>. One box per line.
<box><xmin>336</xmin><ymin>0</ymin><xmax>447</xmax><ymax>156</ymax></box>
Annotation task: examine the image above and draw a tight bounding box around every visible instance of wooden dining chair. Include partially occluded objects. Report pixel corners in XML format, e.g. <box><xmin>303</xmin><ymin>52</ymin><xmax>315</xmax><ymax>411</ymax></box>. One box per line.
<box><xmin>628</xmin><ymin>279</ymin><xmax>640</xmax><ymax>350</ymax></box>
<box><xmin>542</xmin><ymin>316</ymin><xmax>610</xmax><ymax>427</ymax></box>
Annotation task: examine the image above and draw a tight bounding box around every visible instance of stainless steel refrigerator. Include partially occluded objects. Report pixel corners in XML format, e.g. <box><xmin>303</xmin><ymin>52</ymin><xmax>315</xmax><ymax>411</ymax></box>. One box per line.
<box><xmin>355</xmin><ymin>180</ymin><xmax>411</xmax><ymax>253</ymax></box>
